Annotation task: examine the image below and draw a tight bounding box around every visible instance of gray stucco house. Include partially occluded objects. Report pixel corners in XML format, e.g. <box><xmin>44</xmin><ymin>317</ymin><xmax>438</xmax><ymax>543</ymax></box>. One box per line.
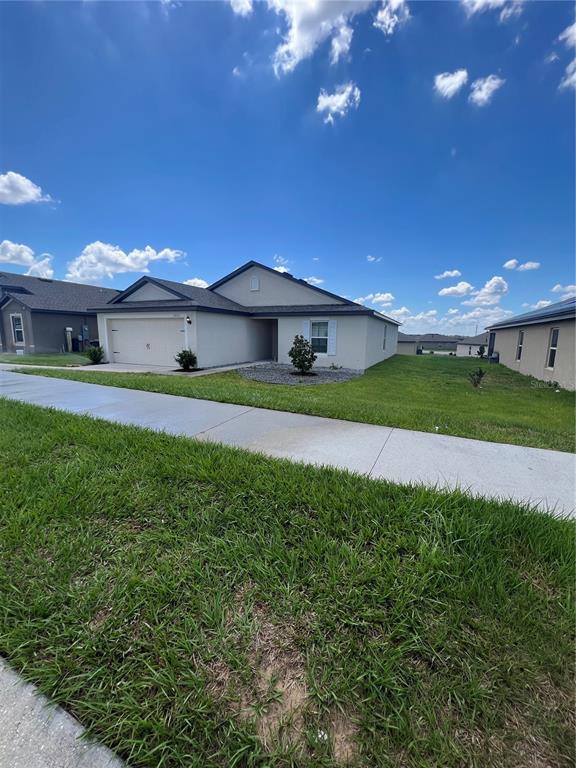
<box><xmin>0</xmin><ymin>271</ymin><xmax>119</xmax><ymax>355</ymax></box>
<box><xmin>92</xmin><ymin>261</ymin><xmax>400</xmax><ymax>370</ymax></box>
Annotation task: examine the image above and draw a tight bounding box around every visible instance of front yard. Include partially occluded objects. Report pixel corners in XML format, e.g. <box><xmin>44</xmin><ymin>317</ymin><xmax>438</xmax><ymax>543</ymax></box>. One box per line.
<box><xmin>0</xmin><ymin>401</ymin><xmax>573</xmax><ymax>767</ymax></box>
<box><xmin>0</xmin><ymin>352</ymin><xmax>90</xmax><ymax>366</ymax></box>
<box><xmin>17</xmin><ymin>355</ymin><xmax>575</xmax><ymax>452</ymax></box>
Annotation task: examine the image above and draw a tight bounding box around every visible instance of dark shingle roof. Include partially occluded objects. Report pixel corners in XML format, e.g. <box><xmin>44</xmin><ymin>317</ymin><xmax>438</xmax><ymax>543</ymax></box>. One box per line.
<box><xmin>457</xmin><ymin>333</ymin><xmax>489</xmax><ymax>344</ymax></box>
<box><xmin>398</xmin><ymin>332</ymin><xmax>464</xmax><ymax>343</ymax></box>
<box><xmin>487</xmin><ymin>297</ymin><xmax>576</xmax><ymax>330</ymax></box>
<box><xmin>248</xmin><ymin>304</ymin><xmax>400</xmax><ymax>323</ymax></box>
<box><xmin>0</xmin><ymin>271</ymin><xmax>119</xmax><ymax>313</ymax></box>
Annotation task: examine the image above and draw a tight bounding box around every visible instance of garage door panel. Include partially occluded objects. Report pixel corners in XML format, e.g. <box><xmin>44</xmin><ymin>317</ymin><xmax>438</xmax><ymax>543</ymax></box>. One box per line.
<box><xmin>109</xmin><ymin>318</ymin><xmax>185</xmax><ymax>366</ymax></box>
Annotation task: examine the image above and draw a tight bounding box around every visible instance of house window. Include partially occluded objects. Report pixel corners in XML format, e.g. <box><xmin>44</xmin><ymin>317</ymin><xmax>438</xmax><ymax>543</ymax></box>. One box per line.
<box><xmin>516</xmin><ymin>330</ymin><xmax>524</xmax><ymax>361</ymax></box>
<box><xmin>311</xmin><ymin>321</ymin><xmax>328</xmax><ymax>353</ymax></box>
<box><xmin>250</xmin><ymin>277</ymin><xmax>260</xmax><ymax>292</ymax></box>
<box><xmin>383</xmin><ymin>325</ymin><xmax>387</xmax><ymax>350</ymax></box>
<box><xmin>468</xmin><ymin>346</ymin><xmax>472</xmax><ymax>356</ymax></box>
<box><xmin>547</xmin><ymin>327</ymin><xmax>559</xmax><ymax>369</ymax></box>
<box><xmin>10</xmin><ymin>314</ymin><xmax>24</xmax><ymax>345</ymax></box>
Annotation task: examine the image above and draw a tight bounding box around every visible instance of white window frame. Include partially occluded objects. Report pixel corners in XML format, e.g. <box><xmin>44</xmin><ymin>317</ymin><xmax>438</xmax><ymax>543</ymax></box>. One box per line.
<box><xmin>249</xmin><ymin>276</ymin><xmax>260</xmax><ymax>292</ymax></box>
<box><xmin>10</xmin><ymin>313</ymin><xmax>25</xmax><ymax>346</ymax></box>
<box><xmin>546</xmin><ymin>327</ymin><xmax>559</xmax><ymax>370</ymax></box>
<box><xmin>310</xmin><ymin>320</ymin><xmax>329</xmax><ymax>355</ymax></box>
<box><xmin>383</xmin><ymin>324</ymin><xmax>387</xmax><ymax>350</ymax></box>
<box><xmin>516</xmin><ymin>329</ymin><xmax>524</xmax><ymax>361</ymax></box>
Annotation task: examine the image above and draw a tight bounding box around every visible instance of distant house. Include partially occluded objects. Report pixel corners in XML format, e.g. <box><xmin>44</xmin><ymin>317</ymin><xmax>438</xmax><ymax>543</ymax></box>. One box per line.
<box><xmin>396</xmin><ymin>333</ymin><xmax>464</xmax><ymax>355</ymax></box>
<box><xmin>487</xmin><ymin>298</ymin><xmax>575</xmax><ymax>390</ymax></box>
<box><xmin>91</xmin><ymin>260</ymin><xmax>400</xmax><ymax>371</ymax></box>
<box><xmin>0</xmin><ymin>271</ymin><xmax>119</xmax><ymax>355</ymax></box>
<box><xmin>456</xmin><ymin>332</ymin><xmax>489</xmax><ymax>358</ymax></box>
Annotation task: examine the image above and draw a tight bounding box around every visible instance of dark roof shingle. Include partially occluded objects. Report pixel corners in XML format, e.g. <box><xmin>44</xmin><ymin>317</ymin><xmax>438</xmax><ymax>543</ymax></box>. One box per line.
<box><xmin>0</xmin><ymin>271</ymin><xmax>119</xmax><ymax>313</ymax></box>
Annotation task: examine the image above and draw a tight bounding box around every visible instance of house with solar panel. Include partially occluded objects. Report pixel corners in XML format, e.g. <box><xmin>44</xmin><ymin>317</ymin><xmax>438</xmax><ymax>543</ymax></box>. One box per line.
<box><xmin>487</xmin><ymin>297</ymin><xmax>575</xmax><ymax>390</ymax></box>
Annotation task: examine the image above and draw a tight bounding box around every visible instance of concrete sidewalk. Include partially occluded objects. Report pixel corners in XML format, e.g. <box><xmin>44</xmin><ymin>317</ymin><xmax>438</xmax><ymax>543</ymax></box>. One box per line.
<box><xmin>1</xmin><ymin>370</ymin><xmax>574</xmax><ymax>516</ymax></box>
<box><xmin>0</xmin><ymin>360</ymin><xmax>268</xmax><ymax>377</ymax></box>
<box><xmin>0</xmin><ymin>658</ymin><xmax>124</xmax><ymax>768</ymax></box>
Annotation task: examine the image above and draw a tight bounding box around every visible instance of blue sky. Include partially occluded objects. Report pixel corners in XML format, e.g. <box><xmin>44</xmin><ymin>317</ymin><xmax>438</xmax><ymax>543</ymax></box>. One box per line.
<box><xmin>0</xmin><ymin>0</ymin><xmax>574</xmax><ymax>334</ymax></box>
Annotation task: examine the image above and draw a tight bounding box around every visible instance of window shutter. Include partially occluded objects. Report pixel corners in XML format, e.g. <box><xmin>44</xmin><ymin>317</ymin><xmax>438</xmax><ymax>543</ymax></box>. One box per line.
<box><xmin>327</xmin><ymin>320</ymin><xmax>337</xmax><ymax>356</ymax></box>
<box><xmin>301</xmin><ymin>320</ymin><xmax>311</xmax><ymax>341</ymax></box>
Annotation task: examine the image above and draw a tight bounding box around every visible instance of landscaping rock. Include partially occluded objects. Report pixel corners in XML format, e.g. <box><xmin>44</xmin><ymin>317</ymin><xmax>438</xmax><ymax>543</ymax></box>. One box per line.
<box><xmin>238</xmin><ymin>363</ymin><xmax>361</xmax><ymax>386</ymax></box>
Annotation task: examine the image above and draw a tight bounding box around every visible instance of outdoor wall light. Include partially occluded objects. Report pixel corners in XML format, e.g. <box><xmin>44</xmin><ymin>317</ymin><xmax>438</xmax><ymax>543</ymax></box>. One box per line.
<box><xmin>186</xmin><ymin>316</ymin><xmax>192</xmax><ymax>325</ymax></box>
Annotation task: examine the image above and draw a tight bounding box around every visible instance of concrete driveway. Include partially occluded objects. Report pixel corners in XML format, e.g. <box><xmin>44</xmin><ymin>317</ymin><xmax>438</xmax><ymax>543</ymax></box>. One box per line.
<box><xmin>1</xmin><ymin>370</ymin><xmax>574</xmax><ymax>516</ymax></box>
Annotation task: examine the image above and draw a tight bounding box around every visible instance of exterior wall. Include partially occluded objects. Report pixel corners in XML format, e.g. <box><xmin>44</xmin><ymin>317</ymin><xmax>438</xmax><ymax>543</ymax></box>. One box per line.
<box><xmin>492</xmin><ymin>319</ymin><xmax>575</xmax><ymax>390</ymax></box>
<box><xmin>31</xmin><ymin>312</ymin><xmax>98</xmax><ymax>353</ymax></box>
<box><xmin>456</xmin><ymin>343</ymin><xmax>483</xmax><ymax>358</ymax></box>
<box><xmin>213</xmin><ymin>265</ymin><xmax>343</xmax><ymax>307</ymax></box>
<box><xmin>0</xmin><ymin>300</ymin><xmax>34</xmax><ymax>354</ymax></box>
<box><xmin>397</xmin><ymin>342</ymin><xmax>418</xmax><ymax>355</ymax></box>
<box><xmin>364</xmin><ymin>316</ymin><xmax>398</xmax><ymax>368</ymax></box>
<box><xmin>195</xmin><ymin>313</ymin><xmax>271</xmax><ymax>368</ymax></box>
<box><xmin>97</xmin><ymin>311</ymin><xmax>194</xmax><ymax>363</ymax></box>
<box><xmin>121</xmin><ymin>283</ymin><xmax>176</xmax><ymax>302</ymax></box>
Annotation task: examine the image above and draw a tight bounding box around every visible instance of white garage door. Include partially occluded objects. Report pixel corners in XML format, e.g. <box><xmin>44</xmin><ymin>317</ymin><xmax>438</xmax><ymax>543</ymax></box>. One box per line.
<box><xmin>109</xmin><ymin>318</ymin><xmax>185</xmax><ymax>366</ymax></box>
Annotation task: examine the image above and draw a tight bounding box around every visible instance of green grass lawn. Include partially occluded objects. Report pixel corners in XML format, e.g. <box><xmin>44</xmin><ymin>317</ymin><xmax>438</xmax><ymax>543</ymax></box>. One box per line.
<box><xmin>0</xmin><ymin>352</ymin><xmax>90</xmax><ymax>366</ymax></box>
<box><xmin>17</xmin><ymin>355</ymin><xmax>575</xmax><ymax>452</ymax></box>
<box><xmin>0</xmin><ymin>401</ymin><xmax>574</xmax><ymax>767</ymax></box>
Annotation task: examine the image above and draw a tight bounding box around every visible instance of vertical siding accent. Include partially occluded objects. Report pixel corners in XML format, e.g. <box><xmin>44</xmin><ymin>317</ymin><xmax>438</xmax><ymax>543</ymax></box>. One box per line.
<box><xmin>327</xmin><ymin>319</ymin><xmax>337</xmax><ymax>355</ymax></box>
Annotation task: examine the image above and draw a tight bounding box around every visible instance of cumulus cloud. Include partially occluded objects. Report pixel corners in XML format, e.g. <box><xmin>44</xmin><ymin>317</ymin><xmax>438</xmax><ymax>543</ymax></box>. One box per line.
<box><xmin>438</xmin><ymin>281</ymin><xmax>474</xmax><ymax>297</ymax></box>
<box><xmin>551</xmin><ymin>283</ymin><xmax>576</xmax><ymax>300</ymax></box>
<box><xmin>373</xmin><ymin>0</ymin><xmax>410</xmax><ymax>36</ymax></box>
<box><xmin>522</xmin><ymin>299</ymin><xmax>552</xmax><ymax>310</ymax></box>
<box><xmin>268</xmin><ymin>0</ymin><xmax>371</xmax><ymax>75</ymax></box>
<box><xmin>230</xmin><ymin>0</ymin><xmax>253</xmax><ymax>16</ymax></box>
<box><xmin>0</xmin><ymin>171</ymin><xmax>53</xmax><ymax>205</ymax></box>
<box><xmin>65</xmin><ymin>242</ymin><xmax>184</xmax><ymax>284</ymax></box>
<box><xmin>559</xmin><ymin>22</ymin><xmax>576</xmax><ymax>48</ymax></box>
<box><xmin>462</xmin><ymin>275</ymin><xmax>508</xmax><ymax>305</ymax></box>
<box><xmin>304</xmin><ymin>276</ymin><xmax>324</xmax><ymax>286</ymax></box>
<box><xmin>355</xmin><ymin>291</ymin><xmax>395</xmax><ymax>306</ymax></box>
<box><xmin>184</xmin><ymin>277</ymin><xmax>209</xmax><ymax>288</ymax></box>
<box><xmin>503</xmin><ymin>258</ymin><xmax>540</xmax><ymax>271</ymax></box>
<box><xmin>434</xmin><ymin>70</ymin><xmax>468</xmax><ymax>99</ymax></box>
<box><xmin>0</xmin><ymin>239</ymin><xmax>55</xmax><ymax>278</ymax></box>
<box><xmin>434</xmin><ymin>269</ymin><xmax>462</xmax><ymax>280</ymax></box>
<box><xmin>559</xmin><ymin>59</ymin><xmax>576</xmax><ymax>90</ymax></box>
<box><xmin>317</xmin><ymin>82</ymin><xmax>361</xmax><ymax>124</ymax></box>
<box><xmin>469</xmin><ymin>75</ymin><xmax>506</xmax><ymax>106</ymax></box>
<box><xmin>367</xmin><ymin>255</ymin><xmax>382</xmax><ymax>263</ymax></box>
<box><xmin>25</xmin><ymin>257</ymin><xmax>54</xmax><ymax>279</ymax></box>
<box><xmin>330</xmin><ymin>22</ymin><xmax>353</xmax><ymax>64</ymax></box>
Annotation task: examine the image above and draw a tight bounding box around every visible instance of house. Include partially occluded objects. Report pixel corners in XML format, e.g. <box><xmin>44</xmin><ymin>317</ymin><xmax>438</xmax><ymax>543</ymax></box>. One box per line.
<box><xmin>487</xmin><ymin>297</ymin><xmax>575</xmax><ymax>390</ymax></box>
<box><xmin>456</xmin><ymin>332</ymin><xmax>489</xmax><ymax>358</ymax></box>
<box><xmin>0</xmin><ymin>271</ymin><xmax>119</xmax><ymax>355</ymax></box>
<box><xmin>396</xmin><ymin>333</ymin><xmax>464</xmax><ymax>355</ymax></box>
<box><xmin>91</xmin><ymin>261</ymin><xmax>400</xmax><ymax>370</ymax></box>
<box><xmin>397</xmin><ymin>332</ymin><xmax>420</xmax><ymax>355</ymax></box>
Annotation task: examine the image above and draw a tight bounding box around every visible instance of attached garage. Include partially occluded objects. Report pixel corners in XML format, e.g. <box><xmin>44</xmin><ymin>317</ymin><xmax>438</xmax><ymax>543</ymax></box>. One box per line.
<box><xmin>107</xmin><ymin>317</ymin><xmax>186</xmax><ymax>366</ymax></box>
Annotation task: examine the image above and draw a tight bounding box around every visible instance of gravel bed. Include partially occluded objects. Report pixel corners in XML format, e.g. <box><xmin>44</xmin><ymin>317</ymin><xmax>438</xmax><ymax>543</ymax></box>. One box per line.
<box><xmin>238</xmin><ymin>363</ymin><xmax>361</xmax><ymax>386</ymax></box>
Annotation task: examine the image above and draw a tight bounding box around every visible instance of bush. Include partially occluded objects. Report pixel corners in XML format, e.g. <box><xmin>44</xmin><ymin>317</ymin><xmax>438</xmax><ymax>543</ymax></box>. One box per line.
<box><xmin>288</xmin><ymin>335</ymin><xmax>316</xmax><ymax>374</ymax></box>
<box><xmin>175</xmin><ymin>349</ymin><xmax>198</xmax><ymax>371</ymax></box>
<box><xmin>86</xmin><ymin>345</ymin><xmax>104</xmax><ymax>364</ymax></box>
<box><xmin>477</xmin><ymin>344</ymin><xmax>486</xmax><ymax>359</ymax></box>
<box><xmin>469</xmin><ymin>367</ymin><xmax>486</xmax><ymax>388</ymax></box>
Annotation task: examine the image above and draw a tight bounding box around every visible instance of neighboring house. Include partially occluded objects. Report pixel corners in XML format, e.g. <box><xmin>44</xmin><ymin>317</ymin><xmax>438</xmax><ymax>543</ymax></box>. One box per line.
<box><xmin>487</xmin><ymin>298</ymin><xmax>575</xmax><ymax>390</ymax></box>
<box><xmin>91</xmin><ymin>261</ymin><xmax>400</xmax><ymax>370</ymax></box>
<box><xmin>396</xmin><ymin>333</ymin><xmax>464</xmax><ymax>355</ymax></box>
<box><xmin>456</xmin><ymin>332</ymin><xmax>489</xmax><ymax>358</ymax></box>
<box><xmin>0</xmin><ymin>271</ymin><xmax>119</xmax><ymax>355</ymax></box>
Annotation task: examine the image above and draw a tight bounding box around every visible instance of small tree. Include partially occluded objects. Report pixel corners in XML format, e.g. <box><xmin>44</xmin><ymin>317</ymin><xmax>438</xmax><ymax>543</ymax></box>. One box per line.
<box><xmin>477</xmin><ymin>344</ymin><xmax>486</xmax><ymax>359</ymax></box>
<box><xmin>175</xmin><ymin>349</ymin><xmax>198</xmax><ymax>371</ymax></box>
<box><xmin>86</xmin><ymin>345</ymin><xmax>104</xmax><ymax>364</ymax></box>
<box><xmin>468</xmin><ymin>367</ymin><xmax>486</xmax><ymax>388</ymax></box>
<box><xmin>288</xmin><ymin>334</ymin><xmax>316</xmax><ymax>374</ymax></box>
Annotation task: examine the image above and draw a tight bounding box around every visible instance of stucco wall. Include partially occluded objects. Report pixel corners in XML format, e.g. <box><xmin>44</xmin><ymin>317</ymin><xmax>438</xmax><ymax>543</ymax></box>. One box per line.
<box><xmin>0</xmin><ymin>301</ymin><xmax>34</xmax><ymax>354</ymax></box>
<box><xmin>213</xmin><ymin>266</ymin><xmax>343</xmax><ymax>307</ymax></box>
<box><xmin>492</xmin><ymin>319</ymin><xmax>575</xmax><ymax>390</ymax></box>
<box><xmin>364</xmin><ymin>316</ymin><xmax>398</xmax><ymax>368</ymax></box>
<box><xmin>195</xmin><ymin>313</ymin><xmax>271</xmax><ymax>368</ymax></box>
<box><xmin>456</xmin><ymin>343</ymin><xmax>483</xmax><ymax>358</ymax></box>
<box><xmin>122</xmin><ymin>283</ymin><xmax>176</xmax><ymax>302</ymax></box>
<box><xmin>396</xmin><ymin>342</ymin><xmax>418</xmax><ymax>355</ymax></box>
<box><xmin>32</xmin><ymin>312</ymin><xmax>98</xmax><ymax>353</ymax></box>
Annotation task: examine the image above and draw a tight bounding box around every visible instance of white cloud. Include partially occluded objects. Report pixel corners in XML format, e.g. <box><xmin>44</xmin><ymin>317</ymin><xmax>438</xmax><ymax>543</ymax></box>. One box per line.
<box><xmin>503</xmin><ymin>258</ymin><xmax>518</xmax><ymax>269</ymax></box>
<box><xmin>551</xmin><ymin>283</ymin><xmax>576</xmax><ymax>300</ymax></box>
<box><xmin>498</xmin><ymin>2</ymin><xmax>523</xmax><ymax>23</ymax></box>
<box><xmin>268</xmin><ymin>1</ymin><xmax>371</xmax><ymax>75</ymax></box>
<box><xmin>304</xmin><ymin>276</ymin><xmax>324</xmax><ymax>286</ymax></box>
<box><xmin>469</xmin><ymin>75</ymin><xmax>506</xmax><ymax>106</ymax></box>
<box><xmin>0</xmin><ymin>239</ymin><xmax>55</xmax><ymax>278</ymax></box>
<box><xmin>232</xmin><ymin>66</ymin><xmax>242</xmax><ymax>78</ymax></box>
<box><xmin>0</xmin><ymin>171</ymin><xmax>53</xmax><ymax>205</ymax></box>
<box><xmin>230</xmin><ymin>0</ymin><xmax>253</xmax><ymax>17</ymax></box>
<box><xmin>462</xmin><ymin>275</ymin><xmax>508</xmax><ymax>305</ymax></box>
<box><xmin>434</xmin><ymin>70</ymin><xmax>468</xmax><ymax>99</ymax></box>
<box><xmin>355</xmin><ymin>291</ymin><xmax>395</xmax><ymax>306</ymax></box>
<box><xmin>522</xmin><ymin>299</ymin><xmax>552</xmax><ymax>310</ymax></box>
<box><xmin>438</xmin><ymin>281</ymin><xmax>474</xmax><ymax>297</ymax></box>
<box><xmin>274</xmin><ymin>266</ymin><xmax>290</xmax><ymax>273</ymax></box>
<box><xmin>373</xmin><ymin>0</ymin><xmax>410</xmax><ymax>36</ymax></box>
<box><xmin>65</xmin><ymin>242</ymin><xmax>184</xmax><ymax>283</ymax></box>
<box><xmin>559</xmin><ymin>22</ymin><xmax>576</xmax><ymax>48</ymax></box>
<box><xmin>446</xmin><ymin>308</ymin><xmax>460</xmax><ymax>315</ymax></box>
<box><xmin>434</xmin><ymin>269</ymin><xmax>462</xmax><ymax>280</ymax></box>
<box><xmin>449</xmin><ymin>305</ymin><xmax>513</xmax><ymax>328</ymax></box>
<box><xmin>184</xmin><ymin>277</ymin><xmax>208</xmax><ymax>288</ymax></box>
<box><xmin>330</xmin><ymin>22</ymin><xmax>353</xmax><ymax>65</ymax></box>
<box><xmin>517</xmin><ymin>260</ymin><xmax>540</xmax><ymax>271</ymax></box>
<box><xmin>367</xmin><ymin>254</ymin><xmax>382</xmax><ymax>263</ymax></box>
<box><xmin>545</xmin><ymin>52</ymin><xmax>560</xmax><ymax>64</ymax></box>
<box><xmin>559</xmin><ymin>59</ymin><xmax>576</xmax><ymax>90</ymax></box>
<box><xmin>317</xmin><ymin>82</ymin><xmax>361</xmax><ymax>124</ymax></box>
<box><xmin>272</xmin><ymin>254</ymin><xmax>291</xmax><ymax>273</ymax></box>
<box><xmin>461</xmin><ymin>0</ymin><xmax>522</xmax><ymax>21</ymax></box>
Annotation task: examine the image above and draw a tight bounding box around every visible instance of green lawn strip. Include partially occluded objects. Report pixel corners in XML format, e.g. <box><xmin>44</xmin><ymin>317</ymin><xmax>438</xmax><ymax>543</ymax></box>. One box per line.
<box><xmin>0</xmin><ymin>400</ymin><xmax>573</xmax><ymax>767</ymax></box>
<box><xmin>0</xmin><ymin>352</ymin><xmax>90</xmax><ymax>367</ymax></box>
<box><xmin>15</xmin><ymin>355</ymin><xmax>575</xmax><ymax>452</ymax></box>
